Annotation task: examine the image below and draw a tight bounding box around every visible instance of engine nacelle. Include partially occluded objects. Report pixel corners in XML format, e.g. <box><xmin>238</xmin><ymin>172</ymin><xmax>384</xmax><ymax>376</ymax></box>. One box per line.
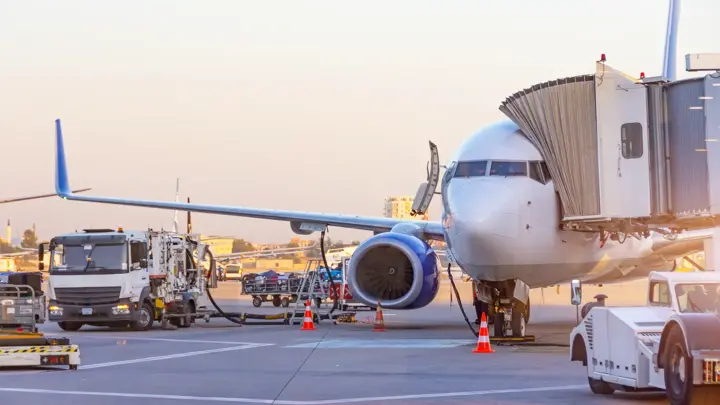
<box><xmin>347</xmin><ymin>232</ymin><xmax>439</xmax><ymax>309</ymax></box>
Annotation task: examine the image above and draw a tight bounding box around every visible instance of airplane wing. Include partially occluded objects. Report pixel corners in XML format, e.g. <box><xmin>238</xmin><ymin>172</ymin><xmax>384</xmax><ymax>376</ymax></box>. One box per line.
<box><xmin>650</xmin><ymin>228</ymin><xmax>714</xmax><ymax>258</ymax></box>
<box><xmin>53</xmin><ymin>119</ymin><xmax>445</xmax><ymax>240</ymax></box>
<box><xmin>1</xmin><ymin>188</ymin><xmax>91</xmax><ymax>204</ymax></box>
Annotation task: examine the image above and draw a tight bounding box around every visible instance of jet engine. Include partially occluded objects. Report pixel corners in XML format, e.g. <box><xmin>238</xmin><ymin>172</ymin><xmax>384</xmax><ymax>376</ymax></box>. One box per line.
<box><xmin>346</xmin><ymin>232</ymin><xmax>439</xmax><ymax>309</ymax></box>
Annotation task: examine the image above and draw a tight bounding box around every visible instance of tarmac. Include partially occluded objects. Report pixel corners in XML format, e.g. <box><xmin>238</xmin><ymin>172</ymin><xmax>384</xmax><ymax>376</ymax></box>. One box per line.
<box><xmin>0</xmin><ymin>278</ymin><xmax>669</xmax><ymax>405</ymax></box>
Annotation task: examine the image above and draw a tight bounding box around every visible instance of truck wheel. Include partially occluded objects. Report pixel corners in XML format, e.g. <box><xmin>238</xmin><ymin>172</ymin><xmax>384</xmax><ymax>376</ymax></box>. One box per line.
<box><xmin>132</xmin><ymin>301</ymin><xmax>154</xmax><ymax>331</ymax></box>
<box><xmin>588</xmin><ymin>377</ymin><xmax>614</xmax><ymax>395</ymax></box>
<box><xmin>58</xmin><ymin>321</ymin><xmax>83</xmax><ymax>332</ymax></box>
<box><xmin>272</xmin><ymin>296</ymin><xmax>281</xmax><ymax>307</ymax></box>
<box><xmin>664</xmin><ymin>326</ymin><xmax>714</xmax><ymax>405</ymax></box>
<box><xmin>280</xmin><ymin>297</ymin><xmax>290</xmax><ymax>307</ymax></box>
<box><xmin>252</xmin><ymin>296</ymin><xmax>262</xmax><ymax>307</ymax></box>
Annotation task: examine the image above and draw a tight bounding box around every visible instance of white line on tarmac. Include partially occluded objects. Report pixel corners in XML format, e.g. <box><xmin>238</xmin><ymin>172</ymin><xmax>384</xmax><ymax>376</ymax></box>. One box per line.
<box><xmin>52</xmin><ymin>334</ymin><xmax>270</xmax><ymax>345</ymax></box>
<box><xmin>80</xmin><ymin>343</ymin><xmax>273</xmax><ymax>370</ymax></box>
<box><xmin>0</xmin><ymin>384</ymin><xmax>587</xmax><ymax>404</ymax></box>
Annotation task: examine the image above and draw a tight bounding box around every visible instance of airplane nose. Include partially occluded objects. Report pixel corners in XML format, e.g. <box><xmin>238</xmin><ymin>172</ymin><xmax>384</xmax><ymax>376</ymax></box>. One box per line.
<box><xmin>446</xmin><ymin>180</ymin><xmax>521</xmax><ymax>266</ymax></box>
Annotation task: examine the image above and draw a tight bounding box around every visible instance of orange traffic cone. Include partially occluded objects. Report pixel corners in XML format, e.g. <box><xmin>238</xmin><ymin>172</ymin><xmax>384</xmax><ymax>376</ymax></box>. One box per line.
<box><xmin>372</xmin><ymin>300</ymin><xmax>386</xmax><ymax>332</ymax></box>
<box><xmin>300</xmin><ymin>299</ymin><xmax>316</xmax><ymax>331</ymax></box>
<box><xmin>472</xmin><ymin>312</ymin><xmax>494</xmax><ymax>353</ymax></box>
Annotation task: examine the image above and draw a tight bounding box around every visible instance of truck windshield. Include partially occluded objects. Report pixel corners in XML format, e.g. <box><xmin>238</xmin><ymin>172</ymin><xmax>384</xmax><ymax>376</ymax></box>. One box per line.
<box><xmin>50</xmin><ymin>243</ymin><xmax>127</xmax><ymax>273</ymax></box>
<box><xmin>676</xmin><ymin>283</ymin><xmax>720</xmax><ymax>314</ymax></box>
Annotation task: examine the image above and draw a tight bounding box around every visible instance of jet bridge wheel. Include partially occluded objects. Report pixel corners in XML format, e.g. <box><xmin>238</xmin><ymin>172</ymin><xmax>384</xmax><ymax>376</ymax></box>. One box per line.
<box><xmin>664</xmin><ymin>326</ymin><xmax>715</xmax><ymax>405</ymax></box>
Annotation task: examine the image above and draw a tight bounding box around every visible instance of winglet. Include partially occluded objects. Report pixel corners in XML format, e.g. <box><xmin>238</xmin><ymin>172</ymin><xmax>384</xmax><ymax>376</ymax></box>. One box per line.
<box><xmin>55</xmin><ymin>119</ymin><xmax>71</xmax><ymax>198</ymax></box>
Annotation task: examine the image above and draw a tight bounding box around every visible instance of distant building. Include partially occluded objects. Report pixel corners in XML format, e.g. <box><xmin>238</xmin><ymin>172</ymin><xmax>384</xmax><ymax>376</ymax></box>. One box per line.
<box><xmin>199</xmin><ymin>235</ymin><xmax>234</xmax><ymax>256</ymax></box>
<box><xmin>383</xmin><ymin>196</ymin><xmax>429</xmax><ymax>220</ymax></box>
<box><xmin>289</xmin><ymin>237</ymin><xmax>314</xmax><ymax>247</ymax></box>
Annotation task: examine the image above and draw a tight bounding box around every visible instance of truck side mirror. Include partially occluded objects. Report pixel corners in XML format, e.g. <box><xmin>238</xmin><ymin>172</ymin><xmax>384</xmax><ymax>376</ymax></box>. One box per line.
<box><xmin>571</xmin><ymin>279</ymin><xmax>582</xmax><ymax>306</ymax></box>
<box><xmin>38</xmin><ymin>243</ymin><xmax>45</xmax><ymax>271</ymax></box>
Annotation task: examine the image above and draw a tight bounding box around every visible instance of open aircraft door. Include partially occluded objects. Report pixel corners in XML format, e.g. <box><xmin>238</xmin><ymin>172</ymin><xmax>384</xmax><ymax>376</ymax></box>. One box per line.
<box><xmin>411</xmin><ymin>141</ymin><xmax>440</xmax><ymax>218</ymax></box>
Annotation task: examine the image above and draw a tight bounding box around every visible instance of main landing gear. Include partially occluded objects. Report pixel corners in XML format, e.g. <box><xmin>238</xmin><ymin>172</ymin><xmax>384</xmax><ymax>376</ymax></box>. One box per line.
<box><xmin>473</xmin><ymin>280</ymin><xmax>532</xmax><ymax>339</ymax></box>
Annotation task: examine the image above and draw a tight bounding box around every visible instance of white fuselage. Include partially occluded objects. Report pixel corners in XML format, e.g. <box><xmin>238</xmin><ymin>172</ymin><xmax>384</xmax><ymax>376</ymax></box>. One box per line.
<box><xmin>441</xmin><ymin>120</ymin><xmax>681</xmax><ymax>288</ymax></box>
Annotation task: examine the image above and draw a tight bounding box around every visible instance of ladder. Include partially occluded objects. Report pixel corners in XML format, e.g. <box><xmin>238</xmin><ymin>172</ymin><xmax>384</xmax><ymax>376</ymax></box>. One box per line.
<box><xmin>290</xmin><ymin>260</ymin><xmax>327</xmax><ymax>325</ymax></box>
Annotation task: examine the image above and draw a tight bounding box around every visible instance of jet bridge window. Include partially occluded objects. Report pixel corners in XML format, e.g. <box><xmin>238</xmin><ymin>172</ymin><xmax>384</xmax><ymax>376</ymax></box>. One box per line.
<box><xmin>621</xmin><ymin>122</ymin><xmax>643</xmax><ymax>159</ymax></box>
<box><xmin>489</xmin><ymin>161</ymin><xmax>527</xmax><ymax>176</ymax></box>
<box><xmin>649</xmin><ymin>281</ymin><xmax>671</xmax><ymax>306</ymax></box>
<box><xmin>453</xmin><ymin>161</ymin><xmax>488</xmax><ymax>178</ymax></box>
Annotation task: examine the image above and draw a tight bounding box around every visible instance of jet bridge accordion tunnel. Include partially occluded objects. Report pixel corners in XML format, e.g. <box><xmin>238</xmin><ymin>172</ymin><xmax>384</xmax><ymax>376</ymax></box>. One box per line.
<box><xmin>499</xmin><ymin>61</ymin><xmax>720</xmax><ymax>236</ymax></box>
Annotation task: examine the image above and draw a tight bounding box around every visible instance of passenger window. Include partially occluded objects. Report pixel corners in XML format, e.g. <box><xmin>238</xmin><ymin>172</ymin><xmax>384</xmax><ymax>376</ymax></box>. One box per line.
<box><xmin>621</xmin><ymin>122</ymin><xmax>643</xmax><ymax>159</ymax></box>
<box><xmin>489</xmin><ymin>161</ymin><xmax>527</xmax><ymax>176</ymax></box>
<box><xmin>529</xmin><ymin>161</ymin><xmax>545</xmax><ymax>184</ymax></box>
<box><xmin>453</xmin><ymin>161</ymin><xmax>487</xmax><ymax>178</ymax></box>
<box><xmin>649</xmin><ymin>281</ymin><xmax>671</xmax><ymax>306</ymax></box>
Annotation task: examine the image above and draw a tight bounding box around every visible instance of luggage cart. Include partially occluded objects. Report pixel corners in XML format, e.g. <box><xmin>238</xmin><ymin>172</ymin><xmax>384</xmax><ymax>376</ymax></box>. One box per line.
<box><xmin>242</xmin><ymin>272</ymin><xmax>305</xmax><ymax>308</ymax></box>
<box><xmin>0</xmin><ymin>282</ymin><xmax>80</xmax><ymax>370</ymax></box>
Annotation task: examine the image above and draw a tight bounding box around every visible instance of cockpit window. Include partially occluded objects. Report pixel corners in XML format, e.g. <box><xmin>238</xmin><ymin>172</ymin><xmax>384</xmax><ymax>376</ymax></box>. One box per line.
<box><xmin>489</xmin><ymin>161</ymin><xmax>527</xmax><ymax>176</ymax></box>
<box><xmin>453</xmin><ymin>161</ymin><xmax>488</xmax><ymax>178</ymax></box>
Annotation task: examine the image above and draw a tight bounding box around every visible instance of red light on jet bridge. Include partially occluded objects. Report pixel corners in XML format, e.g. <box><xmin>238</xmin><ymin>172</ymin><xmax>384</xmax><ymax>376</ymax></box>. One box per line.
<box><xmin>640</xmin><ymin>72</ymin><xmax>646</xmax><ymax>79</ymax></box>
<box><xmin>600</xmin><ymin>54</ymin><xmax>606</xmax><ymax>62</ymax></box>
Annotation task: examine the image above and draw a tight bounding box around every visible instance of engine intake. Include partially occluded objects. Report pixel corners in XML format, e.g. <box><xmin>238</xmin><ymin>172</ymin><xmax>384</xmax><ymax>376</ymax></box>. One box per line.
<box><xmin>347</xmin><ymin>232</ymin><xmax>439</xmax><ymax>309</ymax></box>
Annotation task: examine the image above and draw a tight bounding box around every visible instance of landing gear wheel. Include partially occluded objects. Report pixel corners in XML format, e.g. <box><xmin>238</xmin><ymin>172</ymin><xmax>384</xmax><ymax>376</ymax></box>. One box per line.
<box><xmin>280</xmin><ymin>297</ymin><xmax>290</xmax><ymax>307</ymax></box>
<box><xmin>272</xmin><ymin>296</ymin><xmax>281</xmax><ymax>307</ymax></box>
<box><xmin>132</xmin><ymin>301</ymin><xmax>154</xmax><ymax>331</ymax></box>
<box><xmin>252</xmin><ymin>296</ymin><xmax>262</xmax><ymax>308</ymax></box>
<box><xmin>58</xmin><ymin>322</ymin><xmax>83</xmax><ymax>332</ymax></box>
<box><xmin>511</xmin><ymin>305</ymin><xmax>526</xmax><ymax>337</ymax></box>
<box><xmin>69</xmin><ymin>364</ymin><xmax>78</xmax><ymax>370</ymax></box>
<box><xmin>493</xmin><ymin>313</ymin><xmax>504</xmax><ymax>337</ymax></box>
<box><xmin>664</xmin><ymin>326</ymin><xmax>714</xmax><ymax>405</ymax></box>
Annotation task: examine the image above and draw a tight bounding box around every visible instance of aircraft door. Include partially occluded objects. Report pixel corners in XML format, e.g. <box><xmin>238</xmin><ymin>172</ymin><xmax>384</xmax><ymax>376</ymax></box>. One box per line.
<box><xmin>411</xmin><ymin>141</ymin><xmax>440</xmax><ymax>218</ymax></box>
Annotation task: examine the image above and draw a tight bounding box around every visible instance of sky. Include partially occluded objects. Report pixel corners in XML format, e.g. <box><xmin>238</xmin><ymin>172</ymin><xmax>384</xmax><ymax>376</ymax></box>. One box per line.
<box><xmin>1</xmin><ymin>0</ymin><xmax>718</xmax><ymax>244</ymax></box>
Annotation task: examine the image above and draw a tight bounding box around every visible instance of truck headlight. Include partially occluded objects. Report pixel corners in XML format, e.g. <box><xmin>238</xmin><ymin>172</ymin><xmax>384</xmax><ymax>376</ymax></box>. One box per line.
<box><xmin>49</xmin><ymin>305</ymin><xmax>63</xmax><ymax>316</ymax></box>
<box><xmin>112</xmin><ymin>304</ymin><xmax>130</xmax><ymax>315</ymax></box>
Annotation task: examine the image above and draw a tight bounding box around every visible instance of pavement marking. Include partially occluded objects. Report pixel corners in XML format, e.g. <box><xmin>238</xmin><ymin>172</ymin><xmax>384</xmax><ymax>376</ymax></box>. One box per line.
<box><xmin>0</xmin><ymin>384</ymin><xmax>587</xmax><ymax>404</ymax></box>
<box><xmin>48</xmin><ymin>334</ymin><xmax>269</xmax><ymax>345</ymax></box>
<box><xmin>285</xmin><ymin>339</ymin><xmax>476</xmax><ymax>349</ymax></box>
<box><xmin>80</xmin><ymin>343</ymin><xmax>273</xmax><ymax>370</ymax></box>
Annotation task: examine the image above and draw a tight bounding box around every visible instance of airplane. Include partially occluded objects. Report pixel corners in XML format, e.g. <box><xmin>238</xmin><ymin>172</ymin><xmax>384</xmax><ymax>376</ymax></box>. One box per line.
<box><xmin>48</xmin><ymin>0</ymin><xmax>707</xmax><ymax>337</ymax></box>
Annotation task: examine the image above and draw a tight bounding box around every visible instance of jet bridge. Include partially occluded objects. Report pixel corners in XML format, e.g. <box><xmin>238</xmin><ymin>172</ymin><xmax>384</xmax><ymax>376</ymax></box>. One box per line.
<box><xmin>499</xmin><ymin>56</ymin><xmax>720</xmax><ymax>239</ymax></box>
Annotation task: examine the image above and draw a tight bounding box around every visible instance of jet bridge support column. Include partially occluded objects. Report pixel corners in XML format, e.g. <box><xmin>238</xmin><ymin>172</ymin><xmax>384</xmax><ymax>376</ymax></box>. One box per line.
<box><xmin>702</xmin><ymin>228</ymin><xmax>720</xmax><ymax>271</ymax></box>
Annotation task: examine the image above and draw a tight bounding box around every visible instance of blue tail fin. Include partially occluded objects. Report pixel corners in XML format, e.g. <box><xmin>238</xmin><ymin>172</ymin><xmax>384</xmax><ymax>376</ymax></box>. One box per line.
<box><xmin>55</xmin><ymin>119</ymin><xmax>71</xmax><ymax>197</ymax></box>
